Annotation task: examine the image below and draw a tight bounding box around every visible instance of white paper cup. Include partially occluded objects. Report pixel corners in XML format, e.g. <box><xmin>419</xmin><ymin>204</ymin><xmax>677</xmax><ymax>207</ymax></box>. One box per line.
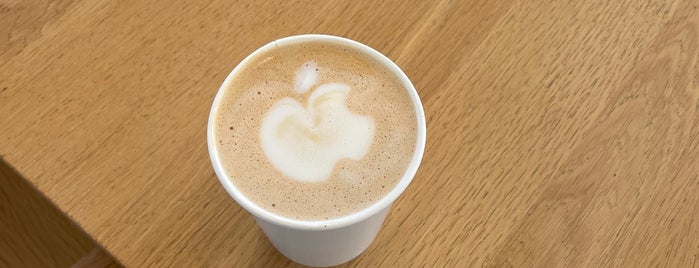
<box><xmin>207</xmin><ymin>34</ymin><xmax>426</xmax><ymax>267</ymax></box>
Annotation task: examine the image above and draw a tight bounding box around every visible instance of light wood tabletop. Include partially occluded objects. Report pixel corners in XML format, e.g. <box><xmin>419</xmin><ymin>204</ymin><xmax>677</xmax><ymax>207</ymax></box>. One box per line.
<box><xmin>2</xmin><ymin>0</ymin><xmax>698</xmax><ymax>267</ymax></box>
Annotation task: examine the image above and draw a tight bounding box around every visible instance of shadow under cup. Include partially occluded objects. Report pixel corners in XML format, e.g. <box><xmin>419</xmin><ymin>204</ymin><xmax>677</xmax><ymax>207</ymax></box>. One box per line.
<box><xmin>207</xmin><ymin>34</ymin><xmax>426</xmax><ymax>267</ymax></box>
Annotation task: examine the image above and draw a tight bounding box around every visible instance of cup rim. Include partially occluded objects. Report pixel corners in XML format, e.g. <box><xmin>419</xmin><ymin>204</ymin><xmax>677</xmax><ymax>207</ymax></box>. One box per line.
<box><xmin>207</xmin><ymin>34</ymin><xmax>426</xmax><ymax>230</ymax></box>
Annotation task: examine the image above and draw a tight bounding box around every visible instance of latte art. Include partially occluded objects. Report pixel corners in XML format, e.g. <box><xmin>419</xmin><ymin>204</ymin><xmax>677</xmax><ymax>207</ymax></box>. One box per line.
<box><xmin>261</xmin><ymin>63</ymin><xmax>375</xmax><ymax>182</ymax></box>
<box><xmin>293</xmin><ymin>61</ymin><xmax>318</xmax><ymax>94</ymax></box>
<box><xmin>214</xmin><ymin>40</ymin><xmax>417</xmax><ymax>220</ymax></box>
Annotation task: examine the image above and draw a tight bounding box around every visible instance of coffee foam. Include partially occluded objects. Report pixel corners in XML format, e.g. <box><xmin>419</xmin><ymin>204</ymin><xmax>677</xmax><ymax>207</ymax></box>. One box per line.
<box><xmin>215</xmin><ymin>41</ymin><xmax>416</xmax><ymax>220</ymax></box>
<box><xmin>293</xmin><ymin>61</ymin><xmax>318</xmax><ymax>94</ymax></box>
<box><xmin>261</xmin><ymin>77</ymin><xmax>375</xmax><ymax>182</ymax></box>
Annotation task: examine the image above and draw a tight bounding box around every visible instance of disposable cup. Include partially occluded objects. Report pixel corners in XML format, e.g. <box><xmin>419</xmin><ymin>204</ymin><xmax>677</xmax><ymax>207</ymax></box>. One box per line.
<box><xmin>207</xmin><ymin>34</ymin><xmax>426</xmax><ymax>267</ymax></box>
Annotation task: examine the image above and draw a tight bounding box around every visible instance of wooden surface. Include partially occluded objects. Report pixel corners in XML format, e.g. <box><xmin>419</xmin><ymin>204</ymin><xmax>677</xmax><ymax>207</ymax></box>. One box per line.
<box><xmin>72</xmin><ymin>247</ymin><xmax>122</xmax><ymax>268</ymax></box>
<box><xmin>0</xmin><ymin>159</ymin><xmax>121</xmax><ymax>267</ymax></box>
<box><xmin>0</xmin><ymin>160</ymin><xmax>93</xmax><ymax>267</ymax></box>
<box><xmin>1</xmin><ymin>0</ymin><xmax>698</xmax><ymax>267</ymax></box>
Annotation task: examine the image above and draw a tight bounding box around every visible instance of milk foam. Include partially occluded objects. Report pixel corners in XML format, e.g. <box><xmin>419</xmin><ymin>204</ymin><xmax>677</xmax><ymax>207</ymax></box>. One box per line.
<box><xmin>293</xmin><ymin>61</ymin><xmax>318</xmax><ymax>94</ymax></box>
<box><xmin>261</xmin><ymin>63</ymin><xmax>375</xmax><ymax>182</ymax></box>
<box><xmin>215</xmin><ymin>40</ymin><xmax>417</xmax><ymax>220</ymax></box>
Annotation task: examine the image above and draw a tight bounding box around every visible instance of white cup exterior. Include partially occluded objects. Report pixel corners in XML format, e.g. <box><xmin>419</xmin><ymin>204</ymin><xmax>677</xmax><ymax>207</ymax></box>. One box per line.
<box><xmin>256</xmin><ymin>206</ymin><xmax>391</xmax><ymax>267</ymax></box>
<box><xmin>207</xmin><ymin>34</ymin><xmax>426</xmax><ymax>267</ymax></box>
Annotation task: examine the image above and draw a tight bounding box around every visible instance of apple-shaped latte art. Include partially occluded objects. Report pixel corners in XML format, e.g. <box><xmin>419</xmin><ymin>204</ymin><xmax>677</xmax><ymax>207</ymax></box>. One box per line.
<box><xmin>260</xmin><ymin>62</ymin><xmax>375</xmax><ymax>182</ymax></box>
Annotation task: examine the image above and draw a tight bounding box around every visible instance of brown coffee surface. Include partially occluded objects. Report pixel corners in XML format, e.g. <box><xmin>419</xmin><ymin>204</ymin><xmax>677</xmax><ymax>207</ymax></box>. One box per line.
<box><xmin>214</xmin><ymin>39</ymin><xmax>417</xmax><ymax>220</ymax></box>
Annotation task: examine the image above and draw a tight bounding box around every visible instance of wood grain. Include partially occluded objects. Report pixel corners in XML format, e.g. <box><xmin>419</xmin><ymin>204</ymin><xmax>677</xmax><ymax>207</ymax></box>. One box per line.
<box><xmin>0</xmin><ymin>159</ymin><xmax>102</xmax><ymax>267</ymax></box>
<box><xmin>1</xmin><ymin>0</ymin><xmax>698</xmax><ymax>267</ymax></box>
<box><xmin>72</xmin><ymin>247</ymin><xmax>122</xmax><ymax>268</ymax></box>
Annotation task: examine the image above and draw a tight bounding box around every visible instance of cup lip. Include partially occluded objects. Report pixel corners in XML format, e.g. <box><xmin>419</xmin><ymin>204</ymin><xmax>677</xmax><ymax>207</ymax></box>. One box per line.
<box><xmin>207</xmin><ymin>34</ymin><xmax>426</xmax><ymax>231</ymax></box>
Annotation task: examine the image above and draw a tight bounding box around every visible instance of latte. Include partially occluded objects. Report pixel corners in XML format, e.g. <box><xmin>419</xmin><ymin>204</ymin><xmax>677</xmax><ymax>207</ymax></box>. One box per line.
<box><xmin>214</xmin><ymin>39</ymin><xmax>417</xmax><ymax>220</ymax></box>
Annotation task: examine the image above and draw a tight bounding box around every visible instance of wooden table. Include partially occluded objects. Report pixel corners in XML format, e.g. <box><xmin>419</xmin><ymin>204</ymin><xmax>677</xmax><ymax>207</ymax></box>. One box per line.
<box><xmin>2</xmin><ymin>0</ymin><xmax>698</xmax><ymax>267</ymax></box>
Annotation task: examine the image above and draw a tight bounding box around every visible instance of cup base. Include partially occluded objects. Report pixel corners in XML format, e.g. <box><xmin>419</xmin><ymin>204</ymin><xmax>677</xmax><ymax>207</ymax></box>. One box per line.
<box><xmin>256</xmin><ymin>206</ymin><xmax>391</xmax><ymax>267</ymax></box>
